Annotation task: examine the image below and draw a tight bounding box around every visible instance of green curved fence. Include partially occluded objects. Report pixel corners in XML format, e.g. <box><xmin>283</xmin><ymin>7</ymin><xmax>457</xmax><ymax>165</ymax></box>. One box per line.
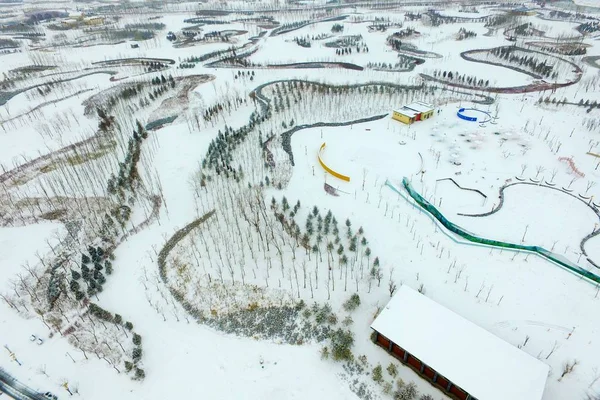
<box><xmin>386</xmin><ymin>178</ymin><xmax>600</xmax><ymax>285</ymax></box>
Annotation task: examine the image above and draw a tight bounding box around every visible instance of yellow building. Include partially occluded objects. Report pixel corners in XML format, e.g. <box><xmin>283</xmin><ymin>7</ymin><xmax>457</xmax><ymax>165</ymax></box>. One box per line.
<box><xmin>392</xmin><ymin>101</ymin><xmax>435</xmax><ymax>125</ymax></box>
<box><xmin>84</xmin><ymin>16</ymin><xmax>105</xmax><ymax>26</ymax></box>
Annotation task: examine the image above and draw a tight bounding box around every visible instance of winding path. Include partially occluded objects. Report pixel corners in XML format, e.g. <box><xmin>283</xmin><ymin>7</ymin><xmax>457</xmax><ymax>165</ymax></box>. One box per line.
<box><xmin>0</xmin><ymin>367</ymin><xmax>50</xmax><ymax>400</ymax></box>
<box><xmin>457</xmin><ymin>181</ymin><xmax>600</xmax><ymax>266</ymax></box>
<box><xmin>387</xmin><ymin>178</ymin><xmax>600</xmax><ymax>284</ymax></box>
<box><xmin>0</xmin><ymin>71</ymin><xmax>115</xmax><ymax>106</ymax></box>
<box><xmin>157</xmin><ymin>210</ymin><xmax>216</xmax><ymax>321</ymax></box>
<box><xmin>437</xmin><ymin>178</ymin><xmax>487</xmax><ymax>198</ymax></box>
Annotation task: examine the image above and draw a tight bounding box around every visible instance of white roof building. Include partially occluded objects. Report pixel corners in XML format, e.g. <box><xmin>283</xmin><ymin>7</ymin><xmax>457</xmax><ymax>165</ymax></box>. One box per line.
<box><xmin>404</xmin><ymin>101</ymin><xmax>434</xmax><ymax>113</ymax></box>
<box><xmin>371</xmin><ymin>285</ymin><xmax>549</xmax><ymax>400</ymax></box>
<box><xmin>393</xmin><ymin>107</ymin><xmax>418</xmax><ymax>118</ymax></box>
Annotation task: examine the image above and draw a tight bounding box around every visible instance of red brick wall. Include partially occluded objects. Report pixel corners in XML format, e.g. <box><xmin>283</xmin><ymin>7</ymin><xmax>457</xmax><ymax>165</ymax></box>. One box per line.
<box><xmin>377</xmin><ymin>334</ymin><xmax>390</xmax><ymax>349</ymax></box>
<box><xmin>392</xmin><ymin>344</ymin><xmax>405</xmax><ymax>359</ymax></box>
<box><xmin>437</xmin><ymin>375</ymin><xmax>449</xmax><ymax>389</ymax></box>
<box><xmin>450</xmin><ymin>385</ymin><xmax>468</xmax><ymax>400</ymax></box>
<box><xmin>407</xmin><ymin>354</ymin><xmax>421</xmax><ymax>370</ymax></box>
<box><xmin>423</xmin><ymin>365</ymin><xmax>435</xmax><ymax>380</ymax></box>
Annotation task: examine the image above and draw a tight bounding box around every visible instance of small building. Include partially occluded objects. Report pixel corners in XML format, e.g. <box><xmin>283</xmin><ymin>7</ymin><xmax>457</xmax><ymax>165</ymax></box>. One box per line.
<box><xmin>61</xmin><ymin>18</ymin><xmax>79</xmax><ymax>27</ymax></box>
<box><xmin>371</xmin><ymin>285</ymin><xmax>549</xmax><ymax>400</ymax></box>
<box><xmin>392</xmin><ymin>101</ymin><xmax>435</xmax><ymax>124</ymax></box>
<box><xmin>511</xmin><ymin>6</ymin><xmax>536</xmax><ymax>16</ymax></box>
<box><xmin>84</xmin><ymin>16</ymin><xmax>105</xmax><ymax>26</ymax></box>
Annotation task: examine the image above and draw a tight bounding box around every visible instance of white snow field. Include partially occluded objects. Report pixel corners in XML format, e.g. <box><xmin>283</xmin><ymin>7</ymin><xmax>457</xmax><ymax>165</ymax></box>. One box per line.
<box><xmin>1</xmin><ymin>1</ymin><xmax>600</xmax><ymax>400</ymax></box>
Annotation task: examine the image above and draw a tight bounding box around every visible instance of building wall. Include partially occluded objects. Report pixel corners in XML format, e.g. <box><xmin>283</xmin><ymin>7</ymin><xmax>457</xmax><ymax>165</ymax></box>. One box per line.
<box><xmin>421</xmin><ymin>110</ymin><xmax>434</xmax><ymax>120</ymax></box>
<box><xmin>373</xmin><ymin>332</ymin><xmax>470</xmax><ymax>400</ymax></box>
<box><xmin>85</xmin><ymin>17</ymin><xmax>104</xmax><ymax>25</ymax></box>
<box><xmin>392</xmin><ymin>109</ymin><xmax>433</xmax><ymax>123</ymax></box>
<box><xmin>392</xmin><ymin>111</ymin><xmax>413</xmax><ymax>125</ymax></box>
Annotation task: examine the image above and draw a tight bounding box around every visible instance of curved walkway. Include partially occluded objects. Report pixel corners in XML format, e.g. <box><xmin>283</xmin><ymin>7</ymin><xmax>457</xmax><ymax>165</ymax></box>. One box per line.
<box><xmin>282</xmin><ymin>114</ymin><xmax>387</xmax><ymax>166</ymax></box>
<box><xmin>387</xmin><ymin>178</ymin><xmax>600</xmax><ymax>284</ymax></box>
<box><xmin>0</xmin><ymin>71</ymin><xmax>115</xmax><ymax>106</ymax></box>
<box><xmin>436</xmin><ymin>178</ymin><xmax>486</xmax><ymax>198</ymax></box>
<box><xmin>0</xmin><ymin>367</ymin><xmax>49</xmax><ymax>400</ymax></box>
<box><xmin>457</xmin><ymin>181</ymin><xmax>600</xmax><ymax>265</ymax></box>
<box><xmin>157</xmin><ymin>210</ymin><xmax>216</xmax><ymax>321</ymax></box>
<box><xmin>582</xmin><ymin>56</ymin><xmax>600</xmax><ymax>69</ymax></box>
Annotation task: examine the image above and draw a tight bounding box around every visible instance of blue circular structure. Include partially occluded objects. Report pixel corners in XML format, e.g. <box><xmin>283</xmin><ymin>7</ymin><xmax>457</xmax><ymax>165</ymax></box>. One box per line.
<box><xmin>457</xmin><ymin>108</ymin><xmax>492</xmax><ymax>123</ymax></box>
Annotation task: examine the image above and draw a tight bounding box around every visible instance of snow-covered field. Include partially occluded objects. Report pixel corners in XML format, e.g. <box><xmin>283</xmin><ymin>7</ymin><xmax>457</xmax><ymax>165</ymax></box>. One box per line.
<box><xmin>1</xmin><ymin>1</ymin><xmax>600</xmax><ymax>400</ymax></box>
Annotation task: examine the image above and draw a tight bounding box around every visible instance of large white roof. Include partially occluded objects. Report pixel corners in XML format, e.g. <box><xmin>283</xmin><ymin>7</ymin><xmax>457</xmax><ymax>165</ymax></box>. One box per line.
<box><xmin>371</xmin><ymin>285</ymin><xmax>549</xmax><ymax>400</ymax></box>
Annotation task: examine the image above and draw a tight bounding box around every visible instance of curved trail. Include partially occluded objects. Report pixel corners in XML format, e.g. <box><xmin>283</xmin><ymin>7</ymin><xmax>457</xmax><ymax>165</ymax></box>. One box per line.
<box><xmin>436</xmin><ymin>178</ymin><xmax>486</xmax><ymax>198</ymax></box>
<box><xmin>387</xmin><ymin>178</ymin><xmax>600</xmax><ymax>284</ymax></box>
<box><xmin>456</xmin><ymin>181</ymin><xmax>600</xmax><ymax>263</ymax></box>
<box><xmin>157</xmin><ymin>210</ymin><xmax>216</xmax><ymax>321</ymax></box>
<box><xmin>0</xmin><ymin>71</ymin><xmax>115</xmax><ymax>106</ymax></box>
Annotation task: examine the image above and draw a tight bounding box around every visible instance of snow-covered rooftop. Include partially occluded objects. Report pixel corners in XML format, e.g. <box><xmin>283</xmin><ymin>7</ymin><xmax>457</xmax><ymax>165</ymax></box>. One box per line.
<box><xmin>371</xmin><ymin>285</ymin><xmax>549</xmax><ymax>400</ymax></box>
<box><xmin>393</xmin><ymin>107</ymin><xmax>418</xmax><ymax>117</ymax></box>
<box><xmin>405</xmin><ymin>101</ymin><xmax>434</xmax><ymax>113</ymax></box>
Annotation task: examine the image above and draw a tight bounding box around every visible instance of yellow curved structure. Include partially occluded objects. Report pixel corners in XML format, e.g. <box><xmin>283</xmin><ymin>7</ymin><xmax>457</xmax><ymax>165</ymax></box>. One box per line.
<box><xmin>318</xmin><ymin>142</ymin><xmax>350</xmax><ymax>182</ymax></box>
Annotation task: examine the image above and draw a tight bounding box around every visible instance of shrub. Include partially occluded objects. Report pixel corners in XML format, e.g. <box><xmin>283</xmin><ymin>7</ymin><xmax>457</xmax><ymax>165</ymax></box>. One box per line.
<box><xmin>132</xmin><ymin>346</ymin><xmax>142</xmax><ymax>362</ymax></box>
<box><xmin>342</xmin><ymin>316</ymin><xmax>353</xmax><ymax>326</ymax></box>
<box><xmin>383</xmin><ymin>382</ymin><xmax>393</xmax><ymax>394</ymax></box>
<box><xmin>329</xmin><ymin>329</ymin><xmax>354</xmax><ymax>361</ymax></box>
<box><xmin>394</xmin><ymin>382</ymin><xmax>418</xmax><ymax>400</ymax></box>
<box><xmin>387</xmin><ymin>362</ymin><xmax>398</xmax><ymax>377</ymax></box>
<box><xmin>134</xmin><ymin>367</ymin><xmax>145</xmax><ymax>380</ymax></box>
<box><xmin>327</xmin><ymin>313</ymin><xmax>338</xmax><ymax>325</ymax></box>
<box><xmin>124</xmin><ymin>361</ymin><xmax>133</xmax><ymax>372</ymax></box>
<box><xmin>372</xmin><ymin>364</ymin><xmax>383</xmax><ymax>383</ymax></box>
<box><xmin>315</xmin><ymin>304</ymin><xmax>332</xmax><ymax>324</ymax></box>
<box><xmin>343</xmin><ymin>293</ymin><xmax>361</xmax><ymax>311</ymax></box>
<box><xmin>419</xmin><ymin>395</ymin><xmax>434</xmax><ymax>400</ymax></box>
<box><xmin>320</xmin><ymin>346</ymin><xmax>330</xmax><ymax>360</ymax></box>
<box><xmin>133</xmin><ymin>333</ymin><xmax>142</xmax><ymax>346</ymax></box>
<box><xmin>88</xmin><ymin>303</ymin><xmax>113</xmax><ymax>321</ymax></box>
<box><xmin>69</xmin><ymin>280</ymin><xmax>80</xmax><ymax>292</ymax></box>
<box><xmin>296</xmin><ymin>299</ymin><xmax>306</xmax><ymax>310</ymax></box>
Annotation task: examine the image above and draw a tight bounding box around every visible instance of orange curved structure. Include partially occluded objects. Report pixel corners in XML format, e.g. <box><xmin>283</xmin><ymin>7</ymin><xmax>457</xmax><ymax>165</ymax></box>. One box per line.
<box><xmin>318</xmin><ymin>142</ymin><xmax>350</xmax><ymax>182</ymax></box>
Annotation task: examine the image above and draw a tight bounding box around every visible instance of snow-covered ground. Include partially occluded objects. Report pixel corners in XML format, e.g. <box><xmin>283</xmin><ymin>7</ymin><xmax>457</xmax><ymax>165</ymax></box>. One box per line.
<box><xmin>1</xmin><ymin>3</ymin><xmax>600</xmax><ymax>400</ymax></box>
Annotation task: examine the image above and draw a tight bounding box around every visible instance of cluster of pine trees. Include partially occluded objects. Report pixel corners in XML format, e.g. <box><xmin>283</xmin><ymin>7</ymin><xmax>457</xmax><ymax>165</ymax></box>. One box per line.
<box><xmin>331</xmin><ymin>23</ymin><xmax>344</xmax><ymax>33</ymax></box>
<box><xmin>432</xmin><ymin>70</ymin><xmax>490</xmax><ymax>87</ymax></box>
<box><xmin>69</xmin><ymin>246</ymin><xmax>110</xmax><ymax>299</ymax></box>
<box><xmin>457</xmin><ymin>27</ymin><xmax>476</xmax><ymax>40</ymax></box>
<box><xmin>577</xmin><ymin>21</ymin><xmax>600</xmax><ymax>34</ymax></box>
<box><xmin>272</xmin><ymin>20</ymin><xmax>310</xmax><ymax>35</ymax></box>
<box><xmin>535</xmin><ymin>44</ymin><xmax>586</xmax><ymax>56</ymax></box>
<box><xmin>335</xmin><ymin>45</ymin><xmax>369</xmax><ymax>55</ymax></box>
<box><xmin>202</xmin><ymin>97</ymin><xmax>247</xmax><ymax>124</ymax></box>
<box><xmin>490</xmin><ymin>47</ymin><xmax>556</xmax><ymax>78</ymax></box>
<box><xmin>293</xmin><ymin>36</ymin><xmax>311</xmax><ymax>48</ymax></box>
<box><xmin>485</xmin><ymin>14</ymin><xmax>512</xmax><ymax>27</ymax></box>
<box><xmin>140</xmin><ymin>60</ymin><xmax>166</xmax><ymax>73</ymax></box>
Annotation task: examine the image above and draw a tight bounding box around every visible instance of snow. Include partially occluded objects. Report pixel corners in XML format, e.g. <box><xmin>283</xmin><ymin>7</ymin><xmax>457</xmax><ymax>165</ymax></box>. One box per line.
<box><xmin>371</xmin><ymin>284</ymin><xmax>550</xmax><ymax>400</ymax></box>
<box><xmin>405</xmin><ymin>101</ymin><xmax>434</xmax><ymax>113</ymax></box>
<box><xmin>1</xmin><ymin>4</ymin><xmax>600</xmax><ymax>400</ymax></box>
<box><xmin>0</xmin><ymin>223</ymin><xmax>63</xmax><ymax>292</ymax></box>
